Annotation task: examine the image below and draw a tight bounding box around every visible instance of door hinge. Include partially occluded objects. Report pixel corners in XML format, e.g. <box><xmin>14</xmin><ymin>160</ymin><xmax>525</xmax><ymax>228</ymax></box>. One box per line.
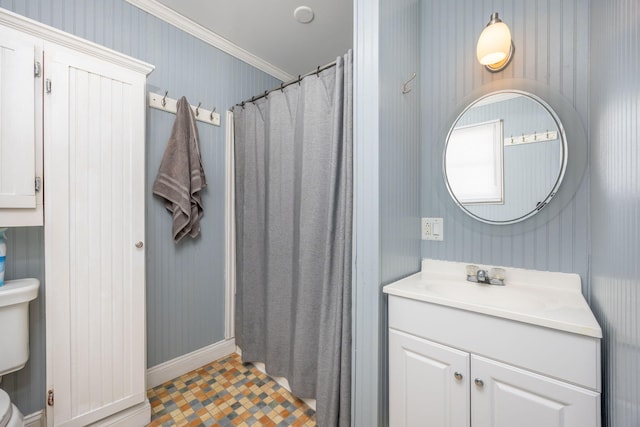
<box><xmin>45</xmin><ymin>79</ymin><xmax>52</xmax><ymax>93</ymax></box>
<box><xmin>47</xmin><ymin>389</ymin><xmax>54</xmax><ymax>406</ymax></box>
<box><xmin>34</xmin><ymin>61</ymin><xmax>42</xmax><ymax>78</ymax></box>
<box><xmin>35</xmin><ymin>177</ymin><xmax>42</xmax><ymax>192</ymax></box>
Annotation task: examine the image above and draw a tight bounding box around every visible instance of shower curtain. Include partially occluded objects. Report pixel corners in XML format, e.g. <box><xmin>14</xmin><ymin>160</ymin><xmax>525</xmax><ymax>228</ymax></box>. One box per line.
<box><xmin>233</xmin><ymin>50</ymin><xmax>352</xmax><ymax>426</ymax></box>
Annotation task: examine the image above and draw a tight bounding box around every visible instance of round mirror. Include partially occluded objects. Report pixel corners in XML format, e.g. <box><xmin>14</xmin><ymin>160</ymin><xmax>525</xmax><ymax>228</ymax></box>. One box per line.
<box><xmin>443</xmin><ymin>91</ymin><xmax>567</xmax><ymax>224</ymax></box>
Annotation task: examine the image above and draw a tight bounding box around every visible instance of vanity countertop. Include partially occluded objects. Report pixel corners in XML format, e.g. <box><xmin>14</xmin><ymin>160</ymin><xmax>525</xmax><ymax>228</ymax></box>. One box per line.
<box><xmin>383</xmin><ymin>259</ymin><xmax>602</xmax><ymax>338</ymax></box>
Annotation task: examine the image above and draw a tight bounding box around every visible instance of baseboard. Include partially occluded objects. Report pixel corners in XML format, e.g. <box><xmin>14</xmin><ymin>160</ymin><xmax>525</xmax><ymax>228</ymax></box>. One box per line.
<box><xmin>146</xmin><ymin>338</ymin><xmax>236</xmax><ymax>388</ymax></box>
<box><xmin>89</xmin><ymin>399</ymin><xmax>150</xmax><ymax>427</ymax></box>
<box><xmin>24</xmin><ymin>409</ymin><xmax>45</xmax><ymax>427</ymax></box>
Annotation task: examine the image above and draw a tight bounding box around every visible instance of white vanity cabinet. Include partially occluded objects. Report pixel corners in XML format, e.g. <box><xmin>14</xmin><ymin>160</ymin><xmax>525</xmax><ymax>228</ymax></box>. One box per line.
<box><xmin>385</xmin><ymin>260</ymin><xmax>602</xmax><ymax>427</ymax></box>
<box><xmin>0</xmin><ymin>25</ymin><xmax>43</xmax><ymax>226</ymax></box>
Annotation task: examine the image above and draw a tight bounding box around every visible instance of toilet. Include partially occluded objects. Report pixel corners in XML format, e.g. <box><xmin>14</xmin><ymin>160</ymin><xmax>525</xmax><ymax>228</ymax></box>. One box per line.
<box><xmin>0</xmin><ymin>278</ymin><xmax>40</xmax><ymax>427</ymax></box>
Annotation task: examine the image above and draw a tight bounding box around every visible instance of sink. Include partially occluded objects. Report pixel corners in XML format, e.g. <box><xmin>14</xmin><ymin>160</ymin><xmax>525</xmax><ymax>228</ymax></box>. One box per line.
<box><xmin>383</xmin><ymin>259</ymin><xmax>602</xmax><ymax>338</ymax></box>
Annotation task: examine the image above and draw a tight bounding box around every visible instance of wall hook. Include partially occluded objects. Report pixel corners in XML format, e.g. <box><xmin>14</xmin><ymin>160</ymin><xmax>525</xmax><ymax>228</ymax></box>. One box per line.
<box><xmin>195</xmin><ymin>102</ymin><xmax>201</xmax><ymax>116</ymax></box>
<box><xmin>210</xmin><ymin>107</ymin><xmax>216</xmax><ymax>120</ymax></box>
<box><xmin>162</xmin><ymin>91</ymin><xmax>168</xmax><ymax>107</ymax></box>
<box><xmin>402</xmin><ymin>72</ymin><xmax>417</xmax><ymax>94</ymax></box>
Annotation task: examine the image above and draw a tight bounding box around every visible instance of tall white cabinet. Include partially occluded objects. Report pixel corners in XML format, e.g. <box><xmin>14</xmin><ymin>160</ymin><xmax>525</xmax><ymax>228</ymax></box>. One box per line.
<box><xmin>45</xmin><ymin>43</ymin><xmax>151</xmax><ymax>426</ymax></box>
<box><xmin>0</xmin><ymin>9</ymin><xmax>154</xmax><ymax>427</ymax></box>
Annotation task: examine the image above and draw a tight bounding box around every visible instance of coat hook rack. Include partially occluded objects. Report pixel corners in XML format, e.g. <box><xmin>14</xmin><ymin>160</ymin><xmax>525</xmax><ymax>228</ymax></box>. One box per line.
<box><xmin>148</xmin><ymin>92</ymin><xmax>220</xmax><ymax>126</ymax></box>
<box><xmin>504</xmin><ymin>130</ymin><xmax>558</xmax><ymax>146</ymax></box>
<box><xmin>402</xmin><ymin>72</ymin><xmax>417</xmax><ymax>94</ymax></box>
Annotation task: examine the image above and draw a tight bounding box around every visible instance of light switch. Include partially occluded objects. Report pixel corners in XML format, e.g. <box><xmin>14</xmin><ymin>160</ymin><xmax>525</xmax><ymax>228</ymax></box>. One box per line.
<box><xmin>422</xmin><ymin>217</ymin><xmax>444</xmax><ymax>241</ymax></box>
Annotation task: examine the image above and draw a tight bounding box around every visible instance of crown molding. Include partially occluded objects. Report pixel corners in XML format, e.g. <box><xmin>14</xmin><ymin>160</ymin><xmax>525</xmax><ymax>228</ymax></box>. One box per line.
<box><xmin>125</xmin><ymin>0</ymin><xmax>292</xmax><ymax>81</ymax></box>
<box><xmin>0</xmin><ymin>8</ymin><xmax>154</xmax><ymax>75</ymax></box>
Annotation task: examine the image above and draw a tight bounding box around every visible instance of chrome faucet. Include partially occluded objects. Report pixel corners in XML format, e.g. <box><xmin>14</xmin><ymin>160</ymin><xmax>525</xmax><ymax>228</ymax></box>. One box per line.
<box><xmin>477</xmin><ymin>269</ymin><xmax>488</xmax><ymax>283</ymax></box>
<box><xmin>466</xmin><ymin>265</ymin><xmax>505</xmax><ymax>286</ymax></box>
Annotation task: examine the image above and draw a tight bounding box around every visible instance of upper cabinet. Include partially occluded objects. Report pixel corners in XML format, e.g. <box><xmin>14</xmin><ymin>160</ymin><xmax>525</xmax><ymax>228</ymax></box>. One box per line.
<box><xmin>0</xmin><ymin>25</ymin><xmax>43</xmax><ymax>226</ymax></box>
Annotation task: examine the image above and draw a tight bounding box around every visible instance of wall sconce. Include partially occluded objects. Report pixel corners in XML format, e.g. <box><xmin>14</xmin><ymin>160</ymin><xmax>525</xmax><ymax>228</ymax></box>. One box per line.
<box><xmin>476</xmin><ymin>12</ymin><xmax>514</xmax><ymax>72</ymax></box>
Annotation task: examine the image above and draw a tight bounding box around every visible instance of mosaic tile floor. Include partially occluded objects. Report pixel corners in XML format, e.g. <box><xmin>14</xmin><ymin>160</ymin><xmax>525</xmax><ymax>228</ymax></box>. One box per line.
<box><xmin>147</xmin><ymin>353</ymin><xmax>317</xmax><ymax>426</ymax></box>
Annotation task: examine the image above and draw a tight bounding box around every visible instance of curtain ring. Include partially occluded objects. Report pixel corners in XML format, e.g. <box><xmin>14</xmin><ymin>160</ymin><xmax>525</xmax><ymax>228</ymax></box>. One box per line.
<box><xmin>162</xmin><ymin>91</ymin><xmax>168</xmax><ymax>107</ymax></box>
<box><xmin>195</xmin><ymin>102</ymin><xmax>201</xmax><ymax>116</ymax></box>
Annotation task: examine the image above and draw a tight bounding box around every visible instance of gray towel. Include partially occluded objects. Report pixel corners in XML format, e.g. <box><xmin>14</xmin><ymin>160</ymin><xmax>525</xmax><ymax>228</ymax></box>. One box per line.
<box><xmin>153</xmin><ymin>96</ymin><xmax>207</xmax><ymax>243</ymax></box>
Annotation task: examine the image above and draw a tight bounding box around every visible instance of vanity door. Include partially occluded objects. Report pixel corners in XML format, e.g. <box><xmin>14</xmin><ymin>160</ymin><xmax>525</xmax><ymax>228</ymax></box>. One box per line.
<box><xmin>389</xmin><ymin>329</ymin><xmax>470</xmax><ymax>427</ymax></box>
<box><xmin>471</xmin><ymin>355</ymin><xmax>600</xmax><ymax>427</ymax></box>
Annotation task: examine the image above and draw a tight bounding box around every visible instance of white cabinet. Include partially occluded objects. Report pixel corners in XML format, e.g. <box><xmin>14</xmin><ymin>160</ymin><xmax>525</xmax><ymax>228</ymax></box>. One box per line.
<box><xmin>471</xmin><ymin>355</ymin><xmax>599</xmax><ymax>427</ymax></box>
<box><xmin>44</xmin><ymin>41</ymin><xmax>150</xmax><ymax>427</ymax></box>
<box><xmin>389</xmin><ymin>329</ymin><xmax>469</xmax><ymax>427</ymax></box>
<box><xmin>387</xmin><ymin>295</ymin><xmax>601</xmax><ymax>427</ymax></box>
<box><xmin>0</xmin><ymin>9</ymin><xmax>154</xmax><ymax>427</ymax></box>
<box><xmin>0</xmin><ymin>25</ymin><xmax>43</xmax><ymax>226</ymax></box>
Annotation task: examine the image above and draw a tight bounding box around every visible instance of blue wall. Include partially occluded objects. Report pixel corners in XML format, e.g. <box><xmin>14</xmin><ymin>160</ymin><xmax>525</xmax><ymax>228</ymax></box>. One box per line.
<box><xmin>1</xmin><ymin>0</ymin><xmax>279</xmax><ymax>415</ymax></box>
<box><xmin>421</xmin><ymin>0</ymin><xmax>590</xmax><ymax>288</ymax></box>
<box><xmin>378</xmin><ymin>0</ymin><xmax>422</xmax><ymax>425</ymax></box>
<box><xmin>590</xmin><ymin>0</ymin><xmax>640</xmax><ymax>425</ymax></box>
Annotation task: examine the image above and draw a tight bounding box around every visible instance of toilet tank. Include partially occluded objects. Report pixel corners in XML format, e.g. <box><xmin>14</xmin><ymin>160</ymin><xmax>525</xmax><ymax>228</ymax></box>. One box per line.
<box><xmin>0</xmin><ymin>278</ymin><xmax>39</xmax><ymax>376</ymax></box>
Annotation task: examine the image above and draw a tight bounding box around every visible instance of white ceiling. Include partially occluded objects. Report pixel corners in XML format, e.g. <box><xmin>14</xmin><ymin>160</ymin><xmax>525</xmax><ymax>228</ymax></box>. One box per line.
<box><xmin>154</xmin><ymin>0</ymin><xmax>353</xmax><ymax>78</ymax></box>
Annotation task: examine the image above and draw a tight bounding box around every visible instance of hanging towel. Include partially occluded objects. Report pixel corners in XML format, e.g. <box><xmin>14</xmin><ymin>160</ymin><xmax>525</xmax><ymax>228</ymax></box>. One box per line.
<box><xmin>153</xmin><ymin>96</ymin><xmax>207</xmax><ymax>243</ymax></box>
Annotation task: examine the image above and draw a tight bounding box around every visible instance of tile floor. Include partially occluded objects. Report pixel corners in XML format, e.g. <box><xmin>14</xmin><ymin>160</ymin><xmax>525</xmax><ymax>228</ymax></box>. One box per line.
<box><xmin>147</xmin><ymin>353</ymin><xmax>317</xmax><ymax>426</ymax></box>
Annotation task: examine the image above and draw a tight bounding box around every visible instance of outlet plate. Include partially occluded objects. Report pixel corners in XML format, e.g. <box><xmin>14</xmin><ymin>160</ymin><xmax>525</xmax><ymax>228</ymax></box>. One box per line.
<box><xmin>422</xmin><ymin>217</ymin><xmax>443</xmax><ymax>241</ymax></box>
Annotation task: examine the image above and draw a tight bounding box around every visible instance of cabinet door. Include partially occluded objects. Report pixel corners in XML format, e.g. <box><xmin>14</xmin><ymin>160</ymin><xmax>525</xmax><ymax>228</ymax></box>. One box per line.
<box><xmin>389</xmin><ymin>329</ymin><xmax>470</xmax><ymax>427</ymax></box>
<box><xmin>44</xmin><ymin>43</ymin><xmax>147</xmax><ymax>427</ymax></box>
<box><xmin>0</xmin><ymin>25</ymin><xmax>43</xmax><ymax>225</ymax></box>
<box><xmin>471</xmin><ymin>355</ymin><xmax>600</xmax><ymax>427</ymax></box>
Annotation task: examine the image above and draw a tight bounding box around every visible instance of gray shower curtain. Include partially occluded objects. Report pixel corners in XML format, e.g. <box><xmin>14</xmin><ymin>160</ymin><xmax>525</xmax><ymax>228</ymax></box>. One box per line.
<box><xmin>233</xmin><ymin>50</ymin><xmax>352</xmax><ymax>427</ymax></box>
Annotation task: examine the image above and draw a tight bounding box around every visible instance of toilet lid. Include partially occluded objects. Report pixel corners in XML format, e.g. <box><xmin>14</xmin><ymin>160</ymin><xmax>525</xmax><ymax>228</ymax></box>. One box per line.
<box><xmin>0</xmin><ymin>389</ymin><xmax>11</xmax><ymax>427</ymax></box>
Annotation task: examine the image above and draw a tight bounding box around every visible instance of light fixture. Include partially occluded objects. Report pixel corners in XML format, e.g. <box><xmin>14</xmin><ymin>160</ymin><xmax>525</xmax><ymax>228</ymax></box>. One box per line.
<box><xmin>476</xmin><ymin>12</ymin><xmax>514</xmax><ymax>72</ymax></box>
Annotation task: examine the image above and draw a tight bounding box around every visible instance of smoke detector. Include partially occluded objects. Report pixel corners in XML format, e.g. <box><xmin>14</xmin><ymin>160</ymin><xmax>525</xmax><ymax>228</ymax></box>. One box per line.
<box><xmin>294</xmin><ymin>6</ymin><xmax>314</xmax><ymax>24</ymax></box>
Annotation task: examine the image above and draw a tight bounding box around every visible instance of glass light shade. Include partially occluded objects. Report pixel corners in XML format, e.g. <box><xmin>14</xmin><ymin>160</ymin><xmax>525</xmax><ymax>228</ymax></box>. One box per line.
<box><xmin>476</xmin><ymin>21</ymin><xmax>512</xmax><ymax>66</ymax></box>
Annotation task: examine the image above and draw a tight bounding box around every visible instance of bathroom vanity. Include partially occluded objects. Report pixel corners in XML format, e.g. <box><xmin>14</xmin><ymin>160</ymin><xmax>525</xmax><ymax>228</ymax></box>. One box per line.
<box><xmin>384</xmin><ymin>259</ymin><xmax>602</xmax><ymax>427</ymax></box>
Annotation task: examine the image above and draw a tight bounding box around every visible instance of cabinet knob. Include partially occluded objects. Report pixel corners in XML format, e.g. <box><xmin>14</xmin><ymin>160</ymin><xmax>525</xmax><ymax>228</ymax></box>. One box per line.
<box><xmin>135</xmin><ymin>241</ymin><xmax>144</xmax><ymax>248</ymax></box>
<box><xmin>454</xmin><ymin>371</ymin><xmax>463</xmax><ymax>380</ymax></box>
<box><xmin>474</xmin><ymin>378</ymin><xmax>484</xmax><ymax>387</ymax></box>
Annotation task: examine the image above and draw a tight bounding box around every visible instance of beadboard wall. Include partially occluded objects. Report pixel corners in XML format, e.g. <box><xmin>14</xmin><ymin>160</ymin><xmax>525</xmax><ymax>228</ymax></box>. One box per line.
<box><xmin>378</xmin><ymin>0</ymin><xmax>422</xmax><ymax>424</ymax></box>
<box><xmin>589</xmin><ymin>0</ymin><xmax>640</xmax><ymax>426</ymax></box>
<box><xmin>379</xmin><ymin>0</ymin><xmax>422</xmax><ymax>286</ymax></box>
<box><xmin>0</xmin><ymin>0</ymin><xmax>279</xmax><ymax>415</ymax></box>
<box><xmin>421</xmin><ymin>0</ymin><xmax>591</xmax><ymax>290</ymax></box>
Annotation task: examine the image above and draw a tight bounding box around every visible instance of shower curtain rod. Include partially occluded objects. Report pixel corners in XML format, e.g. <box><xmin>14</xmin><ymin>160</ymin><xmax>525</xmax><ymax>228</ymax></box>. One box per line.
<box><xmin>235</xmin><ymin>60</ymin><xmax>338</xmax><ymax>108</ymax></box>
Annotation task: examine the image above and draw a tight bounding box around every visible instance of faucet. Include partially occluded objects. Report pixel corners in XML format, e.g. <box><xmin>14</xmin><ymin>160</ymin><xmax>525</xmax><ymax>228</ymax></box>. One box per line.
<box><xmin>466</xmin><ymin>265</ymin><xmax>505</xmax><ymax>286</ymax></box>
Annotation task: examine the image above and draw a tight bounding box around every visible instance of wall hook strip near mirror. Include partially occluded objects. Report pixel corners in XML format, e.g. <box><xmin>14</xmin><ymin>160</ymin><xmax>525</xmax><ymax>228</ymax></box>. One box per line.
<box><xmin>148</xmin><ymin>92</ymin><xmax>221</xmax><ymax>126</ymax></box>
<box><xmin>402</xmin><ymin>72</ymin><xmax>417</xmax><ymax>94</ymax></box>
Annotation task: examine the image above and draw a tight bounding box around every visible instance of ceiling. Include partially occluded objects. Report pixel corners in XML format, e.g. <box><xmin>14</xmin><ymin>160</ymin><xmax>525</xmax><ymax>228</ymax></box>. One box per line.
<box><xmin>154</xmin><ymin>0</ymin><xmax>353</xmax><ymax>79</ymax></box>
